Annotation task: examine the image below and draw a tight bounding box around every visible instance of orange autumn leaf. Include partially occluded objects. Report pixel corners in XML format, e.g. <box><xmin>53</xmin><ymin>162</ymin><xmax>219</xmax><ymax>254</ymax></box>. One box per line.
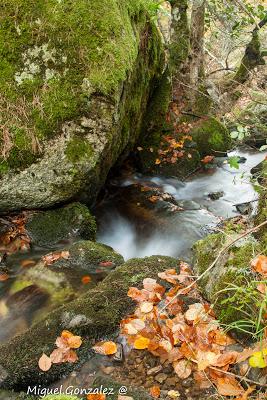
<box><xmin>82</xmin><ymin>275</ymin><xmax>92</xmax><ymax>284</ymax></box>
<box><xmin>216</xmin><ymin>376</ymin><xmax>244</xmax><ymax>396</ymax></box>
<box><xmin>67</xmin><ymin>335</ymin><xmax>82</xmax><ymax>349</ymax></box>
<box><xmin>61</xmin><ymin>330</ymin><xmax>74</xmax><ymax>340</ymax></box>
<box><xmin>133</xmin><ymin>336</ymin><xmax>150</xmax><ymax>350</ymax></box>
<box><xmin>92</xmin><ymin>341</ymin><xmax>117</xmax><ymax>355</ymax></box>
<box><xmin>140</xmin><ymin>302</ymin><xmax>154</xmax><ymax>313</ymax></box>
<box><xmin>150</xmin><ymin>385</ymin><xmax>161</xmax><ymax>398</ymax></box>
<box><xmin>87</xmin><ymin>394</ymin><xmax>106</xmax><ymax>400</ymax></box>
<box><xmin>155</xmin><ymin>158</ymin><xmax>161</xmax><ymax>165</ymax></box>
<box><xmin>42</xmin><ymin>250</ymin><xmax>70</xmax><ymax>266</ymax></box>
<box><xmin>251</xmin><ymin>255</ymin><xmax>267</xmax><ymax>276</ymax></box>
<box><xmin>38</xmin><ymin>353</ymin><xmax>52</xmax><ymax>371</ymax></box>
<box><xmin>0</xmin><ymin>272</ymin><xmax>9</xmax><ymax>282</ymax></box>
<box><xmin>201</xmin><ymin>155</ymin><xmax>214</xmax><ymax>164</ymax></box>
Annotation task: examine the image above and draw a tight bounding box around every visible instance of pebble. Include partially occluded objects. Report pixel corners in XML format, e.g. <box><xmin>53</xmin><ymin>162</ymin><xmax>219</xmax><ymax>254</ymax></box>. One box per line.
<box><xmin>165</xmin><ymin>377</ymin><xmax>178</xmax><ymax>387</ymax></box>
<box><xmin>101</xmin><ymin>366</ymin><xmax>115</xmax><ymax>375</ymax></box>
<box><xmin>147</xmin><ymin>365</ymin><xmax>162</xmax><ymax>376</ymax></box>
<box><xmin>155</xmin><ymin>372</ymin><xmax>168</xmax><ymax>383</ymax></box>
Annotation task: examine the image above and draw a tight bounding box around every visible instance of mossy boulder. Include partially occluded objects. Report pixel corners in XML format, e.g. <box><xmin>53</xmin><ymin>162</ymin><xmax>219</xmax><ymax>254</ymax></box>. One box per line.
<box><xmin>0</xmin><ymin>255</ymin><xmax>178</xmax><ymax>389</ymax></box>
<box><xmin>193</xmin><ymin>229</ymin><xmax>263</xmax><ymax>339</ymax></box>
<box><xmin>50</xmin><ymin>240</ymin><xmax>124</xmax><ymax>275</ymax></box>
<box><xmin>190</xmin><ymin>117</ymin><xmax>232</xmax><ymax>156</ymax></box>
<box><xmin>0</xmin><ymin>0</ymin><xmax>165</xmax><ymax>212</ymax></box>
<box><xmin>25</xmin><ymin>203</ymin><xmax>96</xmax><ymax>247</ymax></box>
<box><xmin>3</xmin><ymin>241</ymin><xmax>123</xmax><ymax>342</ymax></box>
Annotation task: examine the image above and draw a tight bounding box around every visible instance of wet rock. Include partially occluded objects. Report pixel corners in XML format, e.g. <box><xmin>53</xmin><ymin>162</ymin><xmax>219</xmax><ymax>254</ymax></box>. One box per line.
<box><xmin>0</xmin><ymin>256</ymin><xmax>178</xmax><ymax>389</ymax></box>
<box><xmin>147</xmin><ymin>365</ymin><xmax>163</xmax><ymax>376</ymax></box>
<box><xmin>25</xmin><ymin>203</ymin><xmax>96</xmax><ymax>247</ymax></box>
<box><xmin>51</xmin><ymin>240</ymin><xmax>124</xmax><ymax>274</ymax></box>
<box><xmin>92</xmin><ymin>376</ymin><xmax>153</xmax><ymax>400</ymax></box>
<box><xmin>208</xmin><ymin>191</ymin><xmax>224</xmax><ymax>201</ymax></box>
<box><xmin>155</xmin><ymin>372</ymin><xmax>168</xmax><ymax>383</ymax></box>
<box><xmin>235</xmin><ymin>201</ymin><xmax>253</xmax><ymax>215</ymax></box>
<box><xmin>6</xmin><ymin>284</ymin><xmax>49</xmax><ymax>319</ymax></box>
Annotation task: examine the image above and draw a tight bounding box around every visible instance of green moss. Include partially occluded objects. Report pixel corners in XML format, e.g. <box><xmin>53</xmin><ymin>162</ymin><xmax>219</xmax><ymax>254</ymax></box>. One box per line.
<box><xmin>0</xmin><ymin>256</ymin><xmax>177</xmax><ymax>389</ymax></box>
<box><xmin>25</xmin><ymin>202</ymin><xmax>96</xmax><ymax>246</ymax></box>
<box><xmin>65</xmin><ymin>138</ymin><xmax>94</xmax><ymax>163</ymax></box>
<box><xmin>190</xmin><ymin>117</ymin><xmax>232</xmax><ymax>156</ymax></box>
<box><xmin>0</xmin><ymin>0</ymin><xmax>160</xmax><ymax>172</ymax></box>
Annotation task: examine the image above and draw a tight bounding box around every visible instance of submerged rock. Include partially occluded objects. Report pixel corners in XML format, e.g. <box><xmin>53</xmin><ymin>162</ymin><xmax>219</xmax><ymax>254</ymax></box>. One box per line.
<box><xmin>0</xmin><ymin>256</ymin><xmax>178</xmax><ymax>389</ymax></box>
<box><xmin>0</xmin><ymin>0</ymin><xmax>165</xmax><ymax>212</ymax></box>
<box><xmin>25</xmin><ymin>203</ymin><xmax>96</xmax><ymax>247</ymax></box>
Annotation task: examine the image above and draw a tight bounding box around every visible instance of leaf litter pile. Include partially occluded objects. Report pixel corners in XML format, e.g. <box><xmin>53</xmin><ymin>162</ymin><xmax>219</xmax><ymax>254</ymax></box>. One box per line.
<box><xmin>38</xmin><ymin>258</ymin><xmax>267</xmax><ymax>400</ymax></box>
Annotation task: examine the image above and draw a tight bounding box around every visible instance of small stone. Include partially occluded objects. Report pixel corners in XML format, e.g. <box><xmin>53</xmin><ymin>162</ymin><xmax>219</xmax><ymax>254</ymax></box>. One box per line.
<box><xmin>165</xmin><ymin>377</ymin><xmax>177</xmax><ymax>387</ymax></box>
<box><xmin>167</xmin><ymin>390</ymin><xmax>180</xmax><ymax>398</ymax></box>
<box><xmin>182</xmin><ymin>378</ymin><xmax>193</xmax><ymax>388</ymax></box>
<box><xmin>100</xmin><ymin>366</ymin><xmax>115</xmax><ymax>375</ymax></box>
<box><xmin>155</xmin><ymin>372</ymin><xmax>168</xmax><ymax>383</ymax></box>
<box><xmin>208</xmin><ymin>191</ymin><xmax>224</xmax><ymax>200</ymax></box>
<box><xmin>118</xmin><ymin>396</ymin><xmax>134</xmax><ymax>400</ymax></box>
<box><xmin>147</xmin><ymin>365</ymin><xmax>163</xmax><ymax>376</ymax></box>
<box><xmin>163</xmin><ymin>365</ymin><xmax>173</xmax><ymax>374</ymax></box>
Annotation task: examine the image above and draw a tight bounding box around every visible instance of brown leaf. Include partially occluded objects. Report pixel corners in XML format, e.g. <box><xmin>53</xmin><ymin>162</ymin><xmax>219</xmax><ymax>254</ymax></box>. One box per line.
<box><xmin>251</xmin><ymin>255</ymin><xmax>267</xmax><ymax>276</ymax></box>
<box><xmin>215</xmin><ymin>376</ymin><xmax>244</xmax><ymax>396</ymax></box>
<box><xmin>38</xmin><ymin>353</ymin><xmax>52</xmax><ymax>371</ymax></box>
<box><xmin>173</xmin><ymin>359</ymin><xmax>192</xmax><ymax>379</ymax></box>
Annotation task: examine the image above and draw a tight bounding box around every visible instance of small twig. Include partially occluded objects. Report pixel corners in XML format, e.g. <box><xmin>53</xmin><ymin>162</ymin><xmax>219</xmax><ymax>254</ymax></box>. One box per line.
<box><xmin>159</xmin><ymin>220</ymin><xmax>267</xmax><ymax>313</ymax></box>
<box><xmin>208</xmin><ymin>365</ymin><xmax>267</xmax><ymax>389</ymax></box>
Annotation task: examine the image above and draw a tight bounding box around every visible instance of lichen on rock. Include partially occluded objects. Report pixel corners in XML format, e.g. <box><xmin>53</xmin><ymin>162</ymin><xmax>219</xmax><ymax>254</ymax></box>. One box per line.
<box><xmin>0</xmin><ymin>0</ymin><xmax>165</xmax><ymax>212</ymax></box>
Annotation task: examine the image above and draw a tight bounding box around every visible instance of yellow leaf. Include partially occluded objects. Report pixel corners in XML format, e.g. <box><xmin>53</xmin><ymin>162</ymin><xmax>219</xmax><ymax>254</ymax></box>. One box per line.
<box><xmin>133</xmin><ymin>336</ymin><xmax>150</xmax><ymax>350</ymax></box>
<box><xmin>249</xmin><ymin>349</ymin><xmax>267</xmax><ymax>368</ymax></box>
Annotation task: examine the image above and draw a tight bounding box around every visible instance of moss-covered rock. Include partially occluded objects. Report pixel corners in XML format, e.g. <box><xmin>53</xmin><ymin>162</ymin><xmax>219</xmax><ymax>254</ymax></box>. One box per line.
<box><xmin>190</xmin><ymin>117</ymin><xmax>232</xmax><ymax>156</ymax></box>
<box><xmin>0</xmin><ymin>255</ymin><xmax>178</xmax><ymax>389</ymax></box>
<box><xmin>193</xmin><ymin>229</ymin><xmax>263</xmax><ymax>339</ymax></box>
<box><xmin>25</xmin><ymin>203</ymin><xmax>96</xmax><ymax>247</ymax></box>
<box><xmin>0</xmin><ymin>0</ymin><xmax>165</xmax><ymax>212</ymax></box>
<box><xmin>51</xmin><ymin>240</ymin><xmax>124</xmax><ymax>274</ymax></box>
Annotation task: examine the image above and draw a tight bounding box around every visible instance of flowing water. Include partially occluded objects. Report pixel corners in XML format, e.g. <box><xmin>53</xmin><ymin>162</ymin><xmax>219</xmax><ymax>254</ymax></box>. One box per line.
<box><xmin>0</xmin><ymin>146</ymin><xmax>265</xmax><ymax>359</ymax></box>
<box><xmin>95</xmin><ymin>147</ymin><xmax>265</xmax><ymax>261</ymax></box>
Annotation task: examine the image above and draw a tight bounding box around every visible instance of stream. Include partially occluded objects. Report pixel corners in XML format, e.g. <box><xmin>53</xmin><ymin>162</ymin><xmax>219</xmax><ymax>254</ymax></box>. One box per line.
<box><xmin>95</xmin><ymin>147</ymin><xmax>265</xmax><ymax>261</ymax></box>
<box><xmin>0</xmin><ymin>146</ymin><xmax>265</xmax><ymax>395</ymax></box>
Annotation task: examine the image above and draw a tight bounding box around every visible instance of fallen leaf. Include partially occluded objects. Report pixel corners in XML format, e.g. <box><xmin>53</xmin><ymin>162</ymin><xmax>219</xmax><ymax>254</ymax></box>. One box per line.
<box><xmin>140</xmin><ymin>302</ymin><xmax>154</xmax><ymax>314</ymax></box>
<box><xmin>87</xmin><ymin>395</ymin><xmax>106</xmax><ymax>400</ymax></box>
<box><xmin>133</xmin><ymin>336</ymin><xmax>150</xmax><ymax>350</ymax></box>
<box><xmin>213</xmin><ymin>351</ymin><xmax>237</xmax><ymax>367</ymax></box>
<box><xmin>67</xmin><ymin>335</ymin><xmax>82</xmax><ymax>349</ymax></box>
<box><xmin>82</xmin><ymin>275</ymin><xmax>92</xmax><ymax>284</ymax></box>
<box><xmin>149</xmin><ymin>385</ymin><xmax>161</xmax><ymax>398</ymax></box>
<box><xmin>251</xmin><ymin>255</ymin><xmax>267</xmax><ymax>276</ymax></box>
<box><xmin>38</xmin><ymin>353</ymin><xmax>52</xmax><ymax>371</ymax></box>
<box><xmin>92</xmin><ymin>341</ymin><xmax>118</xmax><ymax>355</ymax></box>
<box><xmin>201</xmin><ymin>155</ymin><xmax>215</xmax><ymax>164</ymax></box>
<box><xmin>42</xmin><ymin>250</ymin><xmax>70</xmax><ymax>266</ymax></box>
<box><xmin>0</xmin><ymin>272</ymin><xmax>9</xmax><ymax>282</ymax></box>
<box><xmin>173</xmin><ymin>359</ymin><xmax>192</xmax><ymax>379</ymax></box>
<box><xmin>249</xmin><ymin>349</ymin><xmax>267</xmax><ymax>368</ymax></box>
<box><xmin>216</xmin><ymin>376</ymin><xmax>244</xmax><ymax>396</ymax></box>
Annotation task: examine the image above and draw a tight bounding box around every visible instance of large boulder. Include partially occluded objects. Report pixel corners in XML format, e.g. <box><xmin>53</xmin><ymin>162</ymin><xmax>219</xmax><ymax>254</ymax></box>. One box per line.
<box><xmin>0</xmin><ymin>0</ymin><xmax>165</xmax><ymax>212</ymax></box>
<box><xmin>0</xmin><ymin>256</ymin><xmax>178</xmax><ymax>389</ymax></box>
<box><xmin>25</xmin><ymin>203</ymin><xmax>96</xmax><ymax>247</ymax></box>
